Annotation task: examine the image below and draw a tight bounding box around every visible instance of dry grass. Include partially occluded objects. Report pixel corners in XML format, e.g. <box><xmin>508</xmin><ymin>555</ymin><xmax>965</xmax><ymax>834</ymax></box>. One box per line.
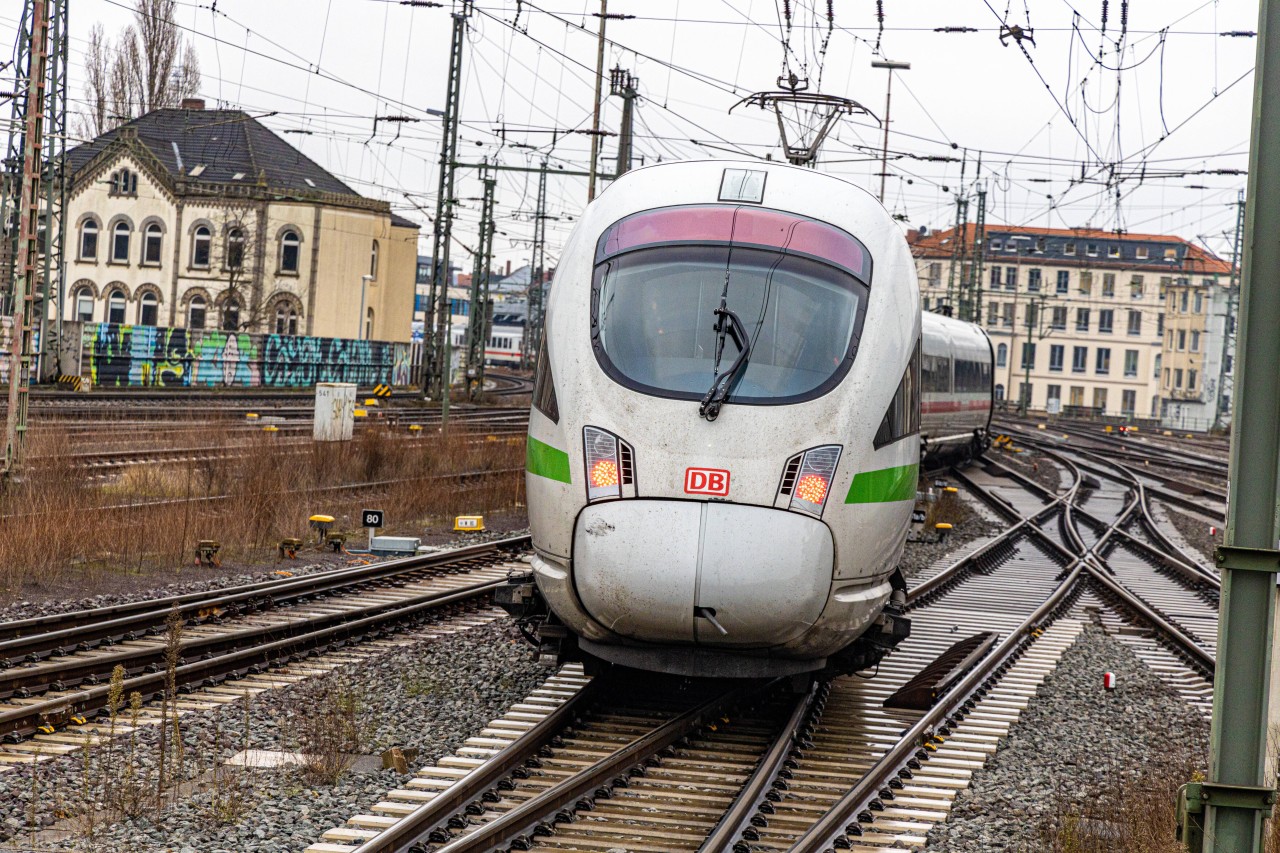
<box><xmin>1040</xmin><ymin>753</ymin><xmax>1202</xmax><ymax>853</ymax></box>
<box><xmin>0</xmin><ymin>424</ymin><xmax>525</xmax><ymax>594</ymax></box>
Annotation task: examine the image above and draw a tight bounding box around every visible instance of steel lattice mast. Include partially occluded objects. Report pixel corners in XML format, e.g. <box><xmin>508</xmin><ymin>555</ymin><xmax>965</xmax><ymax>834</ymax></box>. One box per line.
<box><xmin>3</xmin><ymin>0</ymin><xmax>62</xmax><ymax>480</ymax></box>
<box><xmin>424</xmin><ymin>0</ymin><xmax>470</xmax><ymax>412</ymax></box>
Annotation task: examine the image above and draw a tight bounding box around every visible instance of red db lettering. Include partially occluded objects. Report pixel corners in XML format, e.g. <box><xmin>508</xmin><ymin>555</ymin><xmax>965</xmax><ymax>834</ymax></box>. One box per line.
<box><xmin>684</xmin><ymin>467</ymin><xmax>730</xmax><ymax>497</ymax></box>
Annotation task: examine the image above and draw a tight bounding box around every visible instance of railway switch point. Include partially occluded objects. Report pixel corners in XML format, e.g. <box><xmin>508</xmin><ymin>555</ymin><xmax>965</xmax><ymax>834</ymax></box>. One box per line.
<box><xmin>454</xmin><ymin>515</ymin><xmax>485</xmax><ymax>532</ymax></box>
<box><xmin>245</xmin><ymin>413</ymin><xmax>259</xmax><ymax>419</ymax></box>
<box><xmin>195</xmin><ymin>540</ymin><xmax>221</xmax><ymax>567</ymax></box>
<box><xmin>935</xmin><ymin>523</ymin><xmax>953</xmax><ymax>541</ymax></box>
<box><xmin>262</xmin><ymin>425</ymin><xmax>279</xmax><ymax>433</ymax></box>
<box><xmin>408</xmin><ymin>424</ymin><xmax>423</xmax><ymax>434</ymax></box>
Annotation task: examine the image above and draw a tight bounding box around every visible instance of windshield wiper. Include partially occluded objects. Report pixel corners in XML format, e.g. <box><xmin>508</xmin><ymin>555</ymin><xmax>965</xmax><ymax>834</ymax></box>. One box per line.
<box><xmin>699</xmin><ymin>307</ymin><xmax>751</xmax><ymax>422</ymax></box>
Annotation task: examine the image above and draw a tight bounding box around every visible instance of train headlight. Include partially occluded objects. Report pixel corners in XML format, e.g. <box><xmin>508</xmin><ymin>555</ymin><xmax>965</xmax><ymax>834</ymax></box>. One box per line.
<box><xmin>583</xmin><ymin>426</ymin><xmax>635</xmax><ymax>501</ymax></box>
<box><xmin>780</xmin><ymin>445</ymin><xmax>842</xmax><ymax>517</ymax></box>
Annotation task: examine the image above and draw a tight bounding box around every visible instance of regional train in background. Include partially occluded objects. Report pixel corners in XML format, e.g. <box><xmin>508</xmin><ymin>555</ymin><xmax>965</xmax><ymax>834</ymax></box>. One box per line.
<box><xmin>501</xmin><ymin>159</ymin><xmax>994</xmax><ymax>679</ymax></box>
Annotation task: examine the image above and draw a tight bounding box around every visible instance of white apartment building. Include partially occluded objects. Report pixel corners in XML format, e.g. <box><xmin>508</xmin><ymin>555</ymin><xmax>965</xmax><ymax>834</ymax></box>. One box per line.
<box><xmin>910</xmin><ymin>225</ymin><xmax>1231</xmax><ymax>421</ymax></box>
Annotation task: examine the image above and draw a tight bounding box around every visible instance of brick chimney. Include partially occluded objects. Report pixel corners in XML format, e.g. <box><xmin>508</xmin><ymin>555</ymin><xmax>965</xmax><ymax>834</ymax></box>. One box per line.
<box><xmin>180</xmin><ymin>98</ymin><xmax>206</xmax><ymax>110</ymax></box>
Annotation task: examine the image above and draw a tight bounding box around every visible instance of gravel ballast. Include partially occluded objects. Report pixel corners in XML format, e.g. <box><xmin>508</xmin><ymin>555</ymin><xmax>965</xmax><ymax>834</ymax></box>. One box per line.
<box><xmin>924</xmin><ymin>622</ymin><xmax>1209</xmax><ymax>852</ymax></box>
<box><xmin>0</xmin><ymin>618</ymin><xmax>547</xmax><ymax>853</ymax></box>
<box><xmin>0</xmin><ymin>522</ymin><xmax>529</xmax><ymax>625</ymax></box>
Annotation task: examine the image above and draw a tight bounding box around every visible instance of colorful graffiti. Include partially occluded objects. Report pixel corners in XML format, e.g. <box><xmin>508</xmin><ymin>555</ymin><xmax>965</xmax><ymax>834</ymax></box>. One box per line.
<box><xmin>0</xmin><ymin>318</ymin><xmax>10</xmax><ymax>386</ymax></box>
<box><xmin>82</xmin><ymin>323</ymin><xmax>414</xmax><ymax>389</ymax></box>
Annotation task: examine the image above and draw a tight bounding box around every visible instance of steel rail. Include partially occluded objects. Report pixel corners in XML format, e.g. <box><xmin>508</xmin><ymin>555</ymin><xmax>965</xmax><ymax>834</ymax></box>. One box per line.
<box><xmin>346</xmin><ymin>676</ymin><xmax>607</xmax><ymax>853</ymax></box>
<box><xmin>790</xmin><ymin>448</ymin><xmax>1216</xmax><ymax>851</ymax></box>
<box><xmin>0</xmin><ymin>574</ymin><xmax>503</xmax><ymax>702</ymax></box>
<box><xmin>429</xmin><ymin>683</ymin><xmax>763</xmax><ymax>853</ymax></box>
<box><xmin>697</xmin><ymin>680</ymin><xmax>825</xmax><ymax>853</ymax></box>
<box><xmin>0</xmin><ymin>577</ymin><xmax>506</xmax><ymax>740</ymax></box>
<box><xmin>789</xmin><ymin>560</ymin><xmax>1086</xmax><ymax>852</ymax></box>
<box><xmin>0</xmin><ymin>536</ymin><xmax>531</xmax><ymax>662</ymax></box>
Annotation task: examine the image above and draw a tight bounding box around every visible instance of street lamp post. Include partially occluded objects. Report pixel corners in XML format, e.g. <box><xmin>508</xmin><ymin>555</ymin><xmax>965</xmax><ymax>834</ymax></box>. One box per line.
<box><xmin>358</xmin><ymin>274</ymin><xmax>375</xmax><ymax>340</ymax></box>
<box><xmin>871</xmin><ymin>59</ymin><xmax>910</xmax><ymax>204</ymax></box>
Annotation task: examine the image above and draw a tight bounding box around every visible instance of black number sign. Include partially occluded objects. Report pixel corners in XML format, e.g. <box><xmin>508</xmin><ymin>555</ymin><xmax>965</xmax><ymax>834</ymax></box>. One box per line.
<box><xmin>362</xmin><ymin>509</ymin><xmax>385</xmax><ymax>528</ymax></box>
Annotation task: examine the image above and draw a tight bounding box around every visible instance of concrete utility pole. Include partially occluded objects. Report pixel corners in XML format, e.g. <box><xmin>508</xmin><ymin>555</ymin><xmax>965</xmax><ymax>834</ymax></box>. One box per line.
<box><xmin>424</xmin><ymin>0</ymin><xmax>470</xmax><ymax>420</ymax></box>
<box><xmin>610</xmin><ymin>67</ymin><xmax>639</xmax><ymax>178</ymax></box>
<box><xmin>1180</xmin><ymin>0</ymin><xmax>1280</xmax><ymax>849</ymax></box>
<box><xmin>586</xmin><ymin>0</ymin><xmax>608</xmax><ymax>202</ymax></box>
<box><xmin>3</xmin><ymin>0</ymin><xmax>53</xmax><ymax>480</ymax></box>
<box><xmin>871</xmin><ymin>59</ymin><xmax>909</xmax><ymax>205</ymax></box>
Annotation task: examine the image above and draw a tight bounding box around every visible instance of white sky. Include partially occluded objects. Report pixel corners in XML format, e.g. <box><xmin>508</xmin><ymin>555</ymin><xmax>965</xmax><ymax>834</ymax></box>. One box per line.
<box><xmin>3</xmin><ymin>0</ymin><xmax>1263</xmax><ymax>271</ymax></box>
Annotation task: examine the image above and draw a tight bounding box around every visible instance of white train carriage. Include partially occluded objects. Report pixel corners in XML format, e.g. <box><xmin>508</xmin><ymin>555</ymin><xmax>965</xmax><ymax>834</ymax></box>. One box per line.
<box><xmin>507</xmin><ymin>160</ymin><xmax>988</xmax><ymax>678</ymax></box>
<box><xmin>920</xmin><ymin>311</ymin><xmax>994</xmax><ymax>459</ymax></box>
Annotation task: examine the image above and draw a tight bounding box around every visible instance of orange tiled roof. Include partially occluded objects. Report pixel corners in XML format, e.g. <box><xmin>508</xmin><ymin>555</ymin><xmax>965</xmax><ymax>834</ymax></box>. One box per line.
<box><xmin>909</xmin><ymin>223</ymin><xmax>1231</xmax><ymax>276</ymax></box>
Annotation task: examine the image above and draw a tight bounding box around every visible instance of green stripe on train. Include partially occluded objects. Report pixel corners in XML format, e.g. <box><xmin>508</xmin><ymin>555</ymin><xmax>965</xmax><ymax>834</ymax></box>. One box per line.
<box><xmin>526</xmin><ymin>435</ymin><xmax>572</xmax><ymax>483</ymax></box>
<box><xmin>845</xmin><ymin>463</ymin><xmax>919</xmax><ymax>504</ymax></box>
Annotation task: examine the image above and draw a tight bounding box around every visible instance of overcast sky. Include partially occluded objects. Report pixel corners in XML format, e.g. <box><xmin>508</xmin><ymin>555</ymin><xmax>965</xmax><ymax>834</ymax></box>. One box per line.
<box><xmin>3</xmin><ymin>0</ymin><xmax>1262</xmax><ymax>270</ymax></box>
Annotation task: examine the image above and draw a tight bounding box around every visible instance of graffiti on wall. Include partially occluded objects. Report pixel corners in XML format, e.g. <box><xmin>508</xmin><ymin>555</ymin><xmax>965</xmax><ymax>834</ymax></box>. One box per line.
<box><xmin>82</xmin><ymin>323</ymin><xmax>414</xmax><ymax>389</ymax></box>
<box><xmin>0</xmin><ymin>318</ymin><xmax>10</xmax><ymax>385</ymax></box>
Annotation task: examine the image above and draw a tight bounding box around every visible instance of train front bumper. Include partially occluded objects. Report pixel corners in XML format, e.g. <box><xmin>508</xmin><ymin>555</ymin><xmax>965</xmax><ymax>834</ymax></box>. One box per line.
<box><xmin>569</xmin><ymin>499</ymin><xmax>833</xmax><ymax>648</ymax></box>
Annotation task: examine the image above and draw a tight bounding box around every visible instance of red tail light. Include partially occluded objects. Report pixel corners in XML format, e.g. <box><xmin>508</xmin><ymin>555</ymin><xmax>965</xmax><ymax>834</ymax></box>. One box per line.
<box><xmin>794</xmin><ymin>473</ymin><xmax>829</xmax><ymax>505</ymax></box>
<box><xmin>786</xmin><ymin>445</ymin><xmax>842</xmax><ymax>517</ymax></box>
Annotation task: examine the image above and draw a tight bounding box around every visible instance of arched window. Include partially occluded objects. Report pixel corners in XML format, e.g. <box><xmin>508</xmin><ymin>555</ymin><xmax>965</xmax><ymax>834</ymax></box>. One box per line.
<box><xmin>279</xmin><ymin>230</ymin><xmax>300</xmax><ymax>273</ymax></box>
<box><xmin>80</xmin><ymin>219</ymin><xmax>99</xmax><ymax>260</ymax></box>
<box><xmin>275</xmin><ymin>303</ymin><xmax>299</xmax><ymax>335</ymax></box>
<box><xmin>107</xmin><ymin>289</ymin><xmax>127</xmax><ymax>324</ymax></box>
<box><xmin>222</xmin><ymin>297</ymin><xmax>241</xmax><ymax>331</ymax></box>
<box><xmin>138</xmin><ymin>292</ymin><xmax>158</xmax><ymax>326</ymax></box>
<box><xmin>111</xmin><ymin>169</ymin><xmax>138</xmax><ymax>196</ymax></box>
<box><xmin>192</xmin><ymin>226</ymin><xmax>212</xmax><ymax>268</ymax></box>
<box><xmin>995</xmin><ymin>383</ymin><xmax>1005</xmax><ymax>402</ymax></box>
<box><xmin>74</xmin><ymin>287</ymin><xmax>94</xmax><ymax>322</ymax></box>
<box><xmin>369</xmin><ymin>240</ymin><xmax>379</xmax><ymax>279</ymax></box>
<box><xmin>143</xmin><ymin>223</ymin><xmax>163</xmax><ymax>265</ymax></box>
<box><xmin>365</xmin><ymin>307</ymin><xmax>375</xmax><ymax>341</ymax></box>
<box><xmin>226</xmin><ymin>228</ymin><xmax>245</xmax><ymax>270</ymax></box>
<box><xmin>996</xmin><ymin>342</ymin><xmax>1008</xmax><ymax>367</ymax></box>
<box><xmin>111</xmin><ymin>222</ymin><xmax>131</xmax><ymax>263</ymax></box>
<box><xmin>188</xmin><ymin>296</ymin><xmax>207</xmax><ymax>329</ymax></box>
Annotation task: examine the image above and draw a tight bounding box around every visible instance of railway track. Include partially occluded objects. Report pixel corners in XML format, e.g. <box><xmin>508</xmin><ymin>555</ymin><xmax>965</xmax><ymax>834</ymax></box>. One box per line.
<box><xmin>0</xmin><ymin>537</ymin><xmax>534</xmax><ymax>753</ymax></box>
<box><xmin>302</xmin><ymin>445</ymin><xmax>1219</xmax><ymax>852</ymax></box>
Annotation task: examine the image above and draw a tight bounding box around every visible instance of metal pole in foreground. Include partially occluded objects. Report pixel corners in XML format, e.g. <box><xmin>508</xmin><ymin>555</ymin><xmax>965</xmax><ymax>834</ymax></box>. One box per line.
<box><xmin>871</xmin><ymin>59</ymin><xmax>909</xmax><ymax>204</ymax></box>
<box><xmin>1183</xmin><ymin>0</ymin><xmax>1280</xmax><ymax>848</ymax></box>
<box><xmin>586</xmin><ymin>0</ymin><xmax>608</xmax><ymax>202</ymax></box>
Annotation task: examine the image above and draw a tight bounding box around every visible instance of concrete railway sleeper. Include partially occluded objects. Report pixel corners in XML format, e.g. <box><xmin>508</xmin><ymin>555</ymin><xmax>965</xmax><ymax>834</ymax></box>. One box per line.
<box><xmin>0</xmin><ymin>541</ymin><xmax>534</xmax><ymax>741</ymax></box>
<box><xmin>299</xmin><ymin>443</ymin><xmax>1224</xmax><ymax>852</ymax></box>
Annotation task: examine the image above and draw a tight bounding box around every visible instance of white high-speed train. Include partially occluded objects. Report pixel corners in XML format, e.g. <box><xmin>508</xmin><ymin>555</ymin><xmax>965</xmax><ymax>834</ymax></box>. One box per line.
<box><xmin>503</xmin><ymin>160</ymin><xmax>992</xmax><ymax>678</ymax></box>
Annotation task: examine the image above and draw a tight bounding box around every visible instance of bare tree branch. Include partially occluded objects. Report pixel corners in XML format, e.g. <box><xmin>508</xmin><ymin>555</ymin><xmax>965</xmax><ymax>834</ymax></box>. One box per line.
<box><xmin>74</xmin><ymin>0</ymin><xmax>202</xmax><ymax>139</ymax></box>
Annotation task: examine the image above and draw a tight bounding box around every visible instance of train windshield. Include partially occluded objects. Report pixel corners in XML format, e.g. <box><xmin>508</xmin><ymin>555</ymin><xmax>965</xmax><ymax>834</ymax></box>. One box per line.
<box><xmin>593</xmin><ymin>244</ymin><xmax>868</xmax><ymax>404</ymax></box>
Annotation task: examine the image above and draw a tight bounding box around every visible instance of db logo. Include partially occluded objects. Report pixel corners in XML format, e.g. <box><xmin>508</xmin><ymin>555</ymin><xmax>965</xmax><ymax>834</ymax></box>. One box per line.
<box><xmin>684</xmin><ymin>467</ymin><xmax>730</xmax><ymax>497</ymax></box>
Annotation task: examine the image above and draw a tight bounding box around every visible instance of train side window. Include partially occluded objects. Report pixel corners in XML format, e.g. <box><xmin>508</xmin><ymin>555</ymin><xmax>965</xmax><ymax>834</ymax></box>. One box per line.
<box><xmin>532</xmin><ymin>336</ymin><xmax>559</xmax><ymax>423</ymax></box>
<box><xmin>921</xmin><ymin>352</ymin><xmax>952</xmax><ymax>393</ymax></box>
<box><xmin>874</xmin><ymin>339</ymin><xmax>920</xmax><ymax>449</ymax></box>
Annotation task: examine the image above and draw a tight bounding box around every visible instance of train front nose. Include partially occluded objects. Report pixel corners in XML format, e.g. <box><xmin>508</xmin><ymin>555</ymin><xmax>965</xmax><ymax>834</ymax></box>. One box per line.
<box><xmin>572</xmin><ymin>501</ymin><xmax>833</xmax><ymax>647</ymax></box>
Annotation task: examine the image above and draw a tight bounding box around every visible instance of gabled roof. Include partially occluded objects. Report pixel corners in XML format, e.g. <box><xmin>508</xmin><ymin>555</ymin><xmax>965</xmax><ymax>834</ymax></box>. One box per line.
<box><xmin>68</xmin><ymin>107</ymin><xmax>358</xmax><ymax>198</ymax></box>
<box><xmin>910</xmin><ymin>223</ymin><xmax>1231</xmax><ymax>276</ymax></box>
